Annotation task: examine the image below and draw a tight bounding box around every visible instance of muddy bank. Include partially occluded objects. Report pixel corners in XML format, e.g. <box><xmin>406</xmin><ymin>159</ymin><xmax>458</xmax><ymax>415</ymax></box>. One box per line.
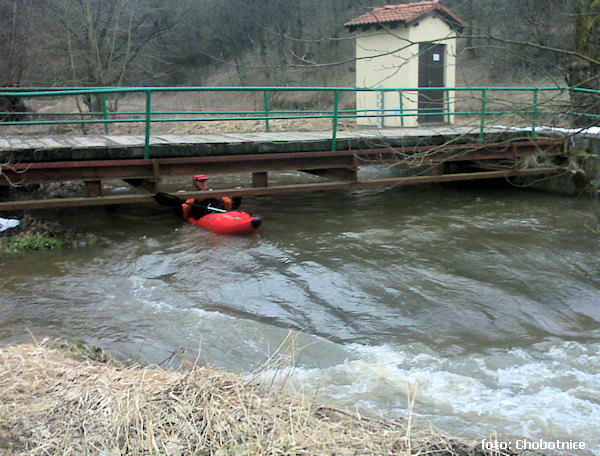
<box><xmin>0</xmin><ymin>182</ymin><xmax>84</xmax><ymax>201</ymax></box>
<box><xmin>0</xmin><ymin>341</ymin><xmax>536</xmax><ymax>456</ymax></box>
<box><xmin>0</xmin><ymin>213</ymin><xmax>98</xmax><ymax>253</ymax></box>
<box><xmin>0</xmin><ymin>181</ymin><xmax>100</xmax><ymax>253</ymax></box>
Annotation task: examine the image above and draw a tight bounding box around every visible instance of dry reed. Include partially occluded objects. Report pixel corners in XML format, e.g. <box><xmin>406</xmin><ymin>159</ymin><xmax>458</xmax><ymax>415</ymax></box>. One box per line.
<box><xmin>0</xmin><ymin>340</ymin><xmax>504</xmax><ymax>455</ymax></box>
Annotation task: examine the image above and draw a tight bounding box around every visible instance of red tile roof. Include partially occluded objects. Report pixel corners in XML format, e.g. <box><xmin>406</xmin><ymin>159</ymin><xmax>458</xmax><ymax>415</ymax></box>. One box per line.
<box><xmin>344</xmin><ymin>0</ymin><xmax>465</xmax><ymax>31</ymax></box>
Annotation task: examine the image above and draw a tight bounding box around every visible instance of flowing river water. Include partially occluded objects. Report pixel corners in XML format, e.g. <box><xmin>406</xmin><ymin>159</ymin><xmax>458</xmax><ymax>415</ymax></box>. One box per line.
<box><xmin>1</xmin><ymin>174</ymin><xmax>599</xmax><ymax>453</ymax></box>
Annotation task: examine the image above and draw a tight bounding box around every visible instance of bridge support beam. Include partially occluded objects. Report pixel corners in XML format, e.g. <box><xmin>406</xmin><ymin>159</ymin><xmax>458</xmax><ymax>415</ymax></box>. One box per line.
<box><xmin>0</xmin><ymin>140</ymin><xmax>564</xmax><ymax>187</ymax></box>
<box><xmin>0</xmin><ymin>168</ymin><xmax>561</xmax><ymax>211</ymax></box>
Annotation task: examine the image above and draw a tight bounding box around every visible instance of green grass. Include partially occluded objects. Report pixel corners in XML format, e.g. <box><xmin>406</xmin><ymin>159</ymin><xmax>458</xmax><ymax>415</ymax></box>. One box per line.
<box><xmin>0</xmin><ymin>234</ymin><xmax>65</xmax><ymax>253</ymax></box>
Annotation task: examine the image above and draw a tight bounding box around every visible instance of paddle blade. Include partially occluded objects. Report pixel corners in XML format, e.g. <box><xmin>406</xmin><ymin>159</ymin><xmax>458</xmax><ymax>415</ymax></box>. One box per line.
<box><xmin>154</xmin><ymin>192</ymin><xmax>183</xmax><ymax>208</ymax></box>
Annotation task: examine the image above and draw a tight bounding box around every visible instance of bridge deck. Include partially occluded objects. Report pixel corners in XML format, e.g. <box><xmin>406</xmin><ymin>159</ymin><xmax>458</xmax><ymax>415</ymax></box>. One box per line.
<box><xmin>0</xmin><ymin>126</ymin><xmax>565</xmax><ymax>211</ymax></box>
<box><xmin>0</xmin><ymin>126</ymin><xmax>536</xmax><ymax>162</ymax></box>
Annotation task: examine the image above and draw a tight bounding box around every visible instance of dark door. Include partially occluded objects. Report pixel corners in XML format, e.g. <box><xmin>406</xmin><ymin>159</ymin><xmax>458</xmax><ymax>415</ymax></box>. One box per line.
<box><xmin>418</xmin><ymin>43</ymin><xmax>445</xmax><ymax>124</ymax></box>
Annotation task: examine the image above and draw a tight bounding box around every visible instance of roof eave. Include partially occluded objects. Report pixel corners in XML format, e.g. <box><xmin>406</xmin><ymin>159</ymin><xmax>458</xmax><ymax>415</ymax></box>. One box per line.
<box><xmin>345</xmin><ymin>11</ymin><xmax>465</xmax><ymax>34</ymax></box>
<box><xmin>344</xmin><ymin>20</ymin><xmax>405</xmax><ymax>33</ymax></box>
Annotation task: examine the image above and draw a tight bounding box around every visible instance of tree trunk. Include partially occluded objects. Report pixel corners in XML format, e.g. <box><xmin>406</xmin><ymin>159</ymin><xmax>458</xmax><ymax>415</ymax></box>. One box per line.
<box><xmin>566</xmin><ymin>64</ymin><xmax>600</xmax><ymax>127</ymax></box>
<box><xmin>0</xmin><ymin>85</ymin><xmax>27</xmax><ymax>121</ymax></box>
<box><xmin>466</xmin><ymin>0</ymin><xmax>476</xmax><ymax>57</ymax></box>
<box><xmin>567</xmin><ymin>0</ymin><xmax>600</xmax><ymax>127</ymax></box>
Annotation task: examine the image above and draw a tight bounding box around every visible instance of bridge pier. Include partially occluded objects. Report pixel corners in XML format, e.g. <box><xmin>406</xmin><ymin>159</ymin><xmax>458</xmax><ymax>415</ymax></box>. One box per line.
<box><xmin>252</xmin><ymin>172</ymin><xmax>269</xmax><ymax>188</ymax></box>
<box><xmin>84</xmin><ymin>180</ymin><xmax>103</xmax><ymax>197</ymax></box>
<box><xmin>429</xmin><ymin>163</ymin><xmax>444</xmax><ymax>176</ymax></box>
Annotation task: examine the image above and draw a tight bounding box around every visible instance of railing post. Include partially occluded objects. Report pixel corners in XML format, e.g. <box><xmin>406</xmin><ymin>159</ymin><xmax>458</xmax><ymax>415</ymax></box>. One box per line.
<box><xmin>263</xmin><ymin>90</ymin><xmax>270</xmax><ymax>132</ymax></box>
<box><xmin>479</xmin><ymin>88</ymin><xmax>487</xmax><ymax>143</ymax></box>
<box><xmin>531</xmin><ymin>88</ymin><xmax>539</xmax><ymax>140</ymax></box>
<box><xmin>144</xmin><ymin>90</ymin><xmax>152</xmax><ymax>160</ymax></box>
<box><xmin>332</xmin><ymin>89</ymin><xmax>339</xmax><ymax>152</ymax></box>
<box><xmin>101</xmin><ymin>93</ymin><xmax>110</xmax><ymax>134</ymax></box>
<box><xmin>398</xmin><ymin>90</ymin><xmax>404</xmax><ymax>127</ymax></box>
<box><xmin>376</xmin><ymin>90</ymin><xmax>384</xmax><ymax>128</ymax></box>
<box><xmin>446</xmin><ymin>88</ymin><xmax>451</xmax><ymax>123</ymax></box>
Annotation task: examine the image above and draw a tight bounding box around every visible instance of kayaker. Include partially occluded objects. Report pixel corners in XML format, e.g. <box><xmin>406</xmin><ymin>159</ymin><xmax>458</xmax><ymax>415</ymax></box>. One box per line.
<box><xmin>179</xmin><ymin>174</ymin><xmax>242</xmax><ymax>221</ymax></box>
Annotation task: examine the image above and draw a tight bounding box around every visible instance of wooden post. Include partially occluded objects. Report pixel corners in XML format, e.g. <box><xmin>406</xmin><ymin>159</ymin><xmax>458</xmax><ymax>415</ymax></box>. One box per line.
<box><xmin>430</xmin><ymin>164</ymin><xmax>443</xmax><ymax>176</ymax></box>
<box><xmin>252</xmin><ymin>172</ymin><xmax>268</xmax><ymax>188</ymax></box>
<box><xmin>85</xmin><ymin>180</ymin><xmax>102</xmax><ymax>197</ymax></box>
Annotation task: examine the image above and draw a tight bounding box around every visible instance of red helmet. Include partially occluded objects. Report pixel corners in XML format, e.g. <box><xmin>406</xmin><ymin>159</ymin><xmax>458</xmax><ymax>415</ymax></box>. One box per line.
<box><xmin>193</xmin><ymin>174</ymin><xmax>208</xmax><ymax>183</ymax></box>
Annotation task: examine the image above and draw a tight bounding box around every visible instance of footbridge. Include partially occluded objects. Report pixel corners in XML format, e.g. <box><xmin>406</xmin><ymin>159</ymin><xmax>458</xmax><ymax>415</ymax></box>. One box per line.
<box><xmin>0</xmin><ymin>86</ymin><xmax>577</xmax><ymax>211</ymax></box>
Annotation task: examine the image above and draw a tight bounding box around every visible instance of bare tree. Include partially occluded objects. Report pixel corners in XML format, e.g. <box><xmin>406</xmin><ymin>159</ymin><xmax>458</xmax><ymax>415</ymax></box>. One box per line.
<box><xmin>457</xmin><ymin>0</ymin><xmax>599</xmax><ymax>125</ymax></box>
<box><xmin>567</xmin><ymin>0</ymin><xmax>600</xmax><ymax>126</ymax></box>
<box><xmin>0</xmin><ymin>0</ymin><xmax>34</xmax><ymax>86</ymax></box>
<box><xmin>40</xmin><ymin>0</ymin><xmax>187</xmax><ymax>110</ymax></box>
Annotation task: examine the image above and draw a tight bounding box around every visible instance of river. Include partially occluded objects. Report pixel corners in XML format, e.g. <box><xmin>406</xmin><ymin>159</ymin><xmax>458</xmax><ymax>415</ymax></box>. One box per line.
<box><xmin>1</xmin><ymin>175</ymin><xmax>599</xmax><ymax>453</ymax></box>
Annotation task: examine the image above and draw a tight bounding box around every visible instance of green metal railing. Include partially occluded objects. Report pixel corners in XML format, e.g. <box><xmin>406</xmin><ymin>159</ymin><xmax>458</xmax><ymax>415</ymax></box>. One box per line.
<box><xmin>1</xmin><ymin>86</ymin><xmax>598</xmax><ymax>159</ymax></box>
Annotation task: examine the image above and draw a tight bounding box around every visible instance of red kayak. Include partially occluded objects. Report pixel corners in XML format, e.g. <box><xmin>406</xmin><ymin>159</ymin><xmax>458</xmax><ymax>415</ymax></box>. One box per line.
<box><xmin>188</xmin><ymin>210</ymin><xmax>262</xmax><ymax>235</ymax></box>
<box><xmin>154</xmin><ymin>192</ymin><xmax>262</xmax><ymax>235</ymax></box>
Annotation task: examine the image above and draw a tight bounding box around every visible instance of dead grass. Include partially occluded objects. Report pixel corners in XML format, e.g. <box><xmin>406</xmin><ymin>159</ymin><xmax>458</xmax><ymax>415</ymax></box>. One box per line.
<box><xmin>0</xmin><ymin>339</ymin><xmax>500</xmax><ymax>456</ymax></box>
<box><xmin>3</xmin><ymin>90</ymin><xmax>358</xmax><ymax>137</ymax></box>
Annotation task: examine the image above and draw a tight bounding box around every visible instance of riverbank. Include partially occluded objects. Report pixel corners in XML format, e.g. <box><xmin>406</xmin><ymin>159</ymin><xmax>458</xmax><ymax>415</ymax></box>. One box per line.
<box><xmin>0</xmin><ymin>340</ymin><xmax>516</xmax><ymax>456</ymax></box>
<box><xmin>0</xmin><ymin>182</ymin><xmax>100</xmax><ymax>253</ymax></box>
<box><xmin>0</xmin><ymin>213</ymin><xmax>99</xmax><ymax>253</ymax></box>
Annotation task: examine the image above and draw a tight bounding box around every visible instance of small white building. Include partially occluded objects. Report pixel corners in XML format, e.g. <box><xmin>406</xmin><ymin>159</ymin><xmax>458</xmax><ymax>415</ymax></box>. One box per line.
<box><xmin>345</xmin><ymin>0</ymin><xmax>465</xmax><ymax>127</ymax></box>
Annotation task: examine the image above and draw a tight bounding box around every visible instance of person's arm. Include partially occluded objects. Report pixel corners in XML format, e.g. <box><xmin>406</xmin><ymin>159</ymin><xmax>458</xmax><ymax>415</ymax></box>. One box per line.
<box><xmin>189</xmin><ymin>198</ymin><xmax>221</xmax><ymax>218</ymax></box>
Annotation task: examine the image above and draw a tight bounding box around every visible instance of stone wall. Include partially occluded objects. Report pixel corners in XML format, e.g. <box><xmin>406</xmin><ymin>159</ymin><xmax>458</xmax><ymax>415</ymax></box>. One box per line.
<box><xmin>531</xmin><ymin>134</ymin><xmax>600</xmax><ymax>196</ymax></box>
<box><xmin>569</xmin><ymin>134</ymin><xmax>600</xmax><ymax>196</ymax></box>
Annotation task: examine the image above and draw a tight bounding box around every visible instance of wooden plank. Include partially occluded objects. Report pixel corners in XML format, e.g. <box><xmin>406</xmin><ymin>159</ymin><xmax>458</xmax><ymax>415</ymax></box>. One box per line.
<box><xmin>60</xmin><ymin>137</ymin><xmax>92</xmax><ymax>148</ymax></box>
<box><xmin>180</xmin><ymin>134</ymin><xmax>231</xmax><ymax>143</ymax></box>
<box><xmin>161</xmin><ymin>134</ymin><xmax>215</xmax><ymax>143</ymax></box>
<box><xmin>71</xmin><ymin>136</ymin><xmax>111</xmax><ymax>147</ymax></box>
<box><xmin>294</xmin><ymin>132</ymin><xmax>329</xmax><ymax>139</ymax></box>
<box><xmin>342</xmin><ymin>131</ymin><xmax>381</xmax><ymax>139</ymax></box>
<box><xmin>283</xmin><ymin>133</ymin><xmax>318</xmax><ymax>141</ymax></box>
<box><xmin>233</xmin><ymin>133</ymin><xmax>272</xmax><ymax>142</ymax></box>
<box><xmin>153</xmin><ymin>134</ymin><xmax>193</xmax><ymax>144</ymax></box>
<box><xmin>234</xmin><ymin>132</ymin><xmax>293</xmax><ymax>141</ymax></box>
<box><xmin>298</xmin><ymin>132</ymin><xmax>330</xmax><ymax>139</ymax></box>
<box><xmin>148</xmin><ymin>137</ymin><xmax>172</xmax><ymax>145</ymax></box>
<box><xmin>218</xmin><ymin>133</ymin><xmax>253</xmax><ymax>141</ymax></box>
<box><xmin>0</xmin><ymin>193</ymin><xmax>156</xmax><ymax>210</ymax></box>
<box><xmin>6</xmin><ymin>138</ymin><xmax>32</xmax><ymax>149</ymax></box>
<box><xmin>18</xmin><ymin>139</ymin><xmax>50</xmax><ymax>149</ymax></box>
<box><xmin>38</xmin><ymin>138</ymin><xmax>66</xmax><ymax>148</ymax></box>
<box><xmin>104</xmin><ymin>135</ymin><xmax>145</xmax><ymax>146</ymax></box>
<box><xmin>260</xmin><ymin>133</ymin><xmax>305</xmax><ymax>141</ymax></box>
